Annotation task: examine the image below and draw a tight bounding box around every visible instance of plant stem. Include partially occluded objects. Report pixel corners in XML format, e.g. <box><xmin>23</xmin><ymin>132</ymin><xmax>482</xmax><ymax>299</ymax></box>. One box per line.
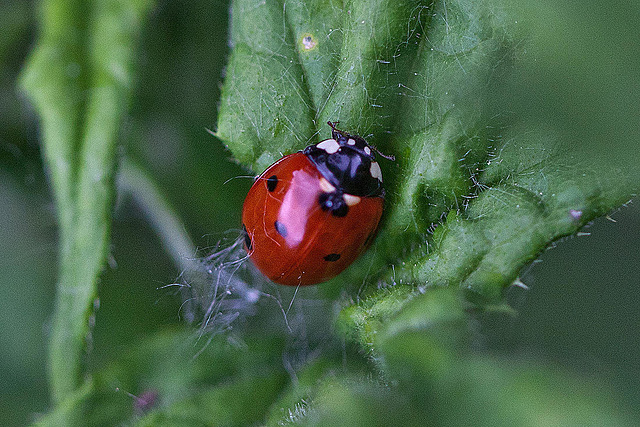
<box><xmin>20</xmin><ymin>1</ymin><xmax>154</xmax><ymax>422</ymax></box>
<box><xmin>118</xmin><ymin>158</ymin><xmax>198</xmax><ymax>273</ymax></box>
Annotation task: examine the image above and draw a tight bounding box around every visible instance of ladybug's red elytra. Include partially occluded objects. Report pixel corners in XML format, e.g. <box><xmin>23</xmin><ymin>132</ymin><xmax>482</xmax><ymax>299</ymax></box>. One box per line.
<box><xmin>241</xmin><ymin>122</ymin><xmax>386</xmax><ymax>286</ymax></box>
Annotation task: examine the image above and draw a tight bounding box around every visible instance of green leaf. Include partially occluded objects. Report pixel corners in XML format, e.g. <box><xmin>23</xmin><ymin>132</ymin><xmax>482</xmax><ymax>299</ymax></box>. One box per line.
<box><xmin>375</xmin><ymin>288</ymin><xmax>633</xmax><ymax>426</ymax></box>
<box><xmin>134</xmin><ymin>373</ymin><xmax>288</xmax><ymax>427</ymax></box>
<box><xmin>298</xmin><ymin>342</ymin><xmax>635</xmax><ymax>426</ymax></box>
<box><xmin>263</xmin><ymin>358</ymin><xmax>336</xmax><ymax>427</ymax></box>
<box><xmin>81</xmin><ymin>329</ymin><xmax>287</xmax><ymax>426</ymax></box>
<box><xmin>338</xmin><ymin>286</ymin><xmax>470</xmax><ymax>364</ymax></box>
<box><xmin>216</xmin><ymin>1</ymin><xmax>639</xmax><ymax>422</ymax></box>
<box><xmin>19</xmin><ymin>0</ymin><xmax>153</xmax><ymax>419</ymax></box>
<box><xmin>216</xmin><ymin>0</ymin><xmax>638</xmax><ymax>302</ymax></box>
<box><xmin>296</xmin><ymin>287</ymin><xmax>634</xmax><ymax>426</ymax></box>
<box><xmin>32</xmin><ymin>380</ymin><xmax>94</xmax><ymax>427</ymax></box>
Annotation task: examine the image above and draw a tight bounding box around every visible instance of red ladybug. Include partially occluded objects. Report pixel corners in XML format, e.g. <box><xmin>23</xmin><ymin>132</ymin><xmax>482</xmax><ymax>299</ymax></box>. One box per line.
<box><xmin>241</xmin><ymin>122</ymin><xmax>386</xmax><ymax>286</ymax></box>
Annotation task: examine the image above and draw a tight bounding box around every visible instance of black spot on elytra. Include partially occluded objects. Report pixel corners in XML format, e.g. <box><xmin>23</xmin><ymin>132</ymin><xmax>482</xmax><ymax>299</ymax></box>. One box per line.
<box><xmin>274</xmin><ymin>220</ymin><xmax>288</xmax><ymax>237</ymax></box>
<box><xmin>324</xmin><ymin>253</ymin><xmax>341</xmax><ymax>262</ymax></box>
<box><xmin>267</xmin><ymin>175</ymin><xmax>278</xmax><ymax>192</ymax></box>
<box><xmin>318</xmin><ymin>192</ymin><xmax>349</xmax><ymax>217</ymax></box>
<box><xmin>242</xmin><ymin>224</ymin><xmax>252</xmax><ymax>252</ymax></box>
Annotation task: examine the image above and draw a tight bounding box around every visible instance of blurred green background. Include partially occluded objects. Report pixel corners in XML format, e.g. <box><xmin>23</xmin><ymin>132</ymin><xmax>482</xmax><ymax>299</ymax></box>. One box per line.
<box><xmin>1</xmin><ymin>0</ymin><xmax>638</xmax><ymax>425</ymax></box>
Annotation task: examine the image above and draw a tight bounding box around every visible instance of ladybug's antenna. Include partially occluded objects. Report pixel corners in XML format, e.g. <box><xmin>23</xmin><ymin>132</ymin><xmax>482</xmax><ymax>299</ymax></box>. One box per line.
<box><xmin>327</xmin><ymin>121</ymin><xmax>343</xmax><ymax>140</ymax></box>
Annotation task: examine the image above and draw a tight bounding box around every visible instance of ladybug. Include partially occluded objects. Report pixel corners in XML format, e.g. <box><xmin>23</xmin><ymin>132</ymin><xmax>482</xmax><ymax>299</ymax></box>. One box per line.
<box><xmin>241</xmin><ymin>121</ymin><xmax>387</xmax><ymax>286</ymax></box>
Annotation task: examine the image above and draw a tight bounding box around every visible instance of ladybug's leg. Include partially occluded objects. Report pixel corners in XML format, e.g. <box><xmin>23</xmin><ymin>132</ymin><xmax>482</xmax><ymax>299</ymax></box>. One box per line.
<box><xmin>318</xmin><ymin>191</ymin><xmax>349</xmax><ymax>218</ymax></box>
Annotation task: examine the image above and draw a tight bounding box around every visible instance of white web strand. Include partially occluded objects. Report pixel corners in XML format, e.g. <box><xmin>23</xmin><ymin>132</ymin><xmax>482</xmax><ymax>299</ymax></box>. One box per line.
<box><xmin>177</xmin><ymin>236</ymin><xmax>263</xmax><ymax>341</ymax></box>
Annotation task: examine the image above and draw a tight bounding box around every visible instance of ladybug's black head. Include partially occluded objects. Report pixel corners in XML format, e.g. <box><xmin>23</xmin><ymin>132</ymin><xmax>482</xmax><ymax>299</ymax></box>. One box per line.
<box><xmin>303</xmin><ymin>122</ymin><xmax>383</xmax><ymax>197</ymax></box>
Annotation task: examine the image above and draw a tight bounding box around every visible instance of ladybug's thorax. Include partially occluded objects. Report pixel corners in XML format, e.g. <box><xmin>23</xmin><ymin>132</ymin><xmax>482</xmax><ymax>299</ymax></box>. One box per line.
<box><xmin>303</xmin><ymin>131</ymin><xmax>383</xmax><ymax>197</ymax></box>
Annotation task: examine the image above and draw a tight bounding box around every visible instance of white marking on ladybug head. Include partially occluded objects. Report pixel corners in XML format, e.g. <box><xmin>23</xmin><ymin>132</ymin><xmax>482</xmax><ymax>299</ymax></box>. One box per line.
<box><xmin>364</xmin><ymin>146</ymin><xmax>371</xmax><ymax>155</ymax></box>
<box><xmin>319</xmin><ymin>177</ymin><xmax>336</xmax><ymax>193</ymax></box>
<box><xmin>343</xmin><ymin>193</ymin><xmax>361</xmax><ymax>206</ymax></box>
<box><xmin>316</xmin><ymin>138</ymin><xmax>340</xmax><ymax>154</ymax></box>
<box><xmin>370</xmin><ymin>161</ymin><xmax>383</xmax><ymax>182</ymax></box>
<box><xmin>347</xmin><ymin>138</ymin><xmax>356</xmax><ymax>145</ymax></box>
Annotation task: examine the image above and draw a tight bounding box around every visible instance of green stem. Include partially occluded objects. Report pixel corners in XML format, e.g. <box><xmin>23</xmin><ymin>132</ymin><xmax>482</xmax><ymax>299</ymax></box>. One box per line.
<box><xmin>48</xmin><ymin>86</ymin><xmax>123</xmax><ymax>407</ymax></box>
<box><xmin>20</xmin><ymin>1</ymin><xmax>154</xmax><ymax>422</ymax></box>
<box><xmin>118</xmin><ymin>158</ymin><xmax>198</xmax><ymax>273</ymax></box>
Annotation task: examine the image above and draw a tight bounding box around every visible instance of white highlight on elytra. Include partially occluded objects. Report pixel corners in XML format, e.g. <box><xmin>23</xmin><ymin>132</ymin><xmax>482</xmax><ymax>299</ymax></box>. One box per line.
<box><xmin>316</xmin><ymin>138</ymin><xmax>340</xmax><ymax>154</ymax></box>
<box><xmin>370</xmin><ymin>161</ymin><xmax>383</xmax><ymax>182</ymax></box>
<box><xmin>343</xmin><ymin>194</ymin><xmax>361</xmax><ymax>206</ymax></box>
<box><xmin>277</xmin><ymin>170</ymin><xmax>316</xmax><ymax>247</ymax></box>
<box><xmin>319</xmin><ymin>177</ymin><xmax>336</xmax><ymax>193</ymax></box>
<box><xmin>364</xmin><ymin>146</ymin><xmax>371</xmax><ymax>155</ymax></box>
<box><xmin>347</xmin><ymin>138</ymin><xmax>356</xmax><ymax>145</ymax></box>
